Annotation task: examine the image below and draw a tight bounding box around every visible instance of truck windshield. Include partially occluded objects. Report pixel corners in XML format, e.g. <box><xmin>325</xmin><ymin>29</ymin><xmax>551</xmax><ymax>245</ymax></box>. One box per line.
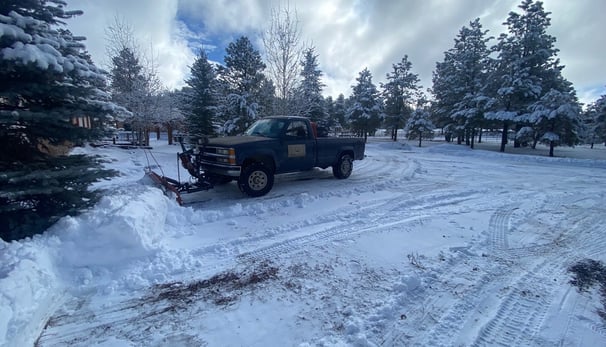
<box><xmin>244</xmin><ymin>118</ymin><xmax>287</xmax><ymax>138</ymax></box>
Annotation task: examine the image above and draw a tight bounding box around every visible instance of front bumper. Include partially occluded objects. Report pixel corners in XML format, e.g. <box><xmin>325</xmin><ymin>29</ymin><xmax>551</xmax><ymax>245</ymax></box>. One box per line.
<box><xmin>200</xmin><ymin>161</ymin><xmax>241</xmax><ymax>177</ymax></box>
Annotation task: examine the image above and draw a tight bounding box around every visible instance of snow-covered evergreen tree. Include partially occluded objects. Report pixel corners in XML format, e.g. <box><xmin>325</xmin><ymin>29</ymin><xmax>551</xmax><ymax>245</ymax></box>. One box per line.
<box><xmin>431</xmin><ymin>19</ymin><xmax>491</xmax><ymax>146</ymax></box>
<box><xmin>221</xmin><ymin>36</ymin><xmax>268</xmax><ymax>135</ymax></box>
<box><xmin>0</xmin><ymin>0</ymin><xmax>123</xmax><ymax>240</ymax></box>
<box><xmin>381</xmin><ymin>55</ymin><xmax>421</xmax><ymax>141</ymax></box>
<box><xmin>431</xmin><ymin>51</ymin><xmax>459</xmax><ymax>142</ymax></box>
<box><xmin>584</xmin><ymin>93</ymin><xmax>606</xmax><ymax>147</ymax></box>
<box><xmin>183</xmin><ymin>49</ymin><xmax>218</xmax><ymax>137</ymax></box>
<box><xmin>109</xmin><ymin>47</ymin><xmax>151</xmax><ymax>144</ymax></box>
<box><xmin>256</xmin><ymin>77</ymin><xmax>276</xmax><ymax>118</ymax></box>
<box><xmin>524</xmin><ymin>86</ymin><xmax>581</xmax><ymax>156</ymax></box>
<box><xmin>405</xmin><ymin>99</ymin><xmax>435</xmax><ymax>147</ymax></box>
<box><xmin>295</xmin><ymin>47</ymin><xmax>326</xmax><ymax>123</ymax></box>
<box><xmin>347</xmin><ymin>68</ymin><xmax>384</xmax><ymax>141</ymax></box>
<box><xmin>106</xmin><ymin>18</ymin><xmax>163</xmax><ymax>147</ymax></box>
<box><xmin>333</xmin><ymin>94</ymin><xmax>348</xmax><ymax>130</ymax></box>
<box><xmin>486</xmin><ymin>0</ymin><xmax>562</xmax><ymax>152</ymax></box>
<box><xmin>449</xmin><ymin>18</ymin><xmax>492</xmax><ymax>148</ymax></box>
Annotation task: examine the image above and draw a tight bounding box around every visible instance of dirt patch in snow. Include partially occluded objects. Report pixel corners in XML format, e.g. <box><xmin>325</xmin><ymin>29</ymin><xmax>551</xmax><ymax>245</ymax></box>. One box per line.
<box><xmin>569</xmin><ymin>259</ymin><xmax>606</xmax><ymax>324</ymax></box>
<box><xmin>149</xmin><ymin>260</ymin><xmax>280</xmax><ymax>307</ymax></box>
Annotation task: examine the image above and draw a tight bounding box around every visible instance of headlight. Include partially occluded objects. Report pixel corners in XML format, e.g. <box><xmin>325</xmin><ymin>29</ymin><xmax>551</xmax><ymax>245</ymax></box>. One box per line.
<box><xmin>216</xmin><ymin>148</ymin><xmax>236</xmax><ymax>165</ymax></box>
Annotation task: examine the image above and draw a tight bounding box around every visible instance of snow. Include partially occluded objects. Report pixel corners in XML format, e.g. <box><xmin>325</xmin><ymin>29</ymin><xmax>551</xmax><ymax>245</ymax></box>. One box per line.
<box><xmin>2</xmin><ymin>137</ymin><xmax>606</xmax><ymax>346</ymax></box>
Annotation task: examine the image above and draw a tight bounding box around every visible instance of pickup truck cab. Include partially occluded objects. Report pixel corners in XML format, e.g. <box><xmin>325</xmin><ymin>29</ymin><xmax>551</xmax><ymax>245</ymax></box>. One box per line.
<box><xmin>196</xmin><ymin>116</ymin><xmax>365</xmax><ymax>197</ymax></box>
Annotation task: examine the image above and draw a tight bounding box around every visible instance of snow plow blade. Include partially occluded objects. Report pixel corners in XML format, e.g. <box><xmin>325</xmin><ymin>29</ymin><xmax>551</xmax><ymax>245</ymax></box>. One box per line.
<box><xmin>144</xmin><ymin>168</ymin><xmax>214</xmax><ymax>206</ymax></box>
<box><xmin>145</xmin><ymin>169</ymin><xmax>185</xmax><ymax>205</ymax></box>
<box><xmin>143</xmin><ymin>140</ymin><xmax>215</xmax><ymax>205</ymax></box>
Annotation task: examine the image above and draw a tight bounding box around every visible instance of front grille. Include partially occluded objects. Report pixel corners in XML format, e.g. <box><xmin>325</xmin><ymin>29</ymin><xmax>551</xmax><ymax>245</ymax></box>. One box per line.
<box><xmin>199</xmin><ymin>146</ymin><xmax>236</xmax><ymax>165</ymax></box>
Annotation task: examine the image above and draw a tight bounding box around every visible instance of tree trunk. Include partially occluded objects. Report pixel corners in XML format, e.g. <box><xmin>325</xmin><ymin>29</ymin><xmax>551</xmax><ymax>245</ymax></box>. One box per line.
<box><xmin>470</xmin><ymin>128</ymin><xmax>476</xmax><ymax>149</ymax></box>
<box><xmin>500</xmin><ymin>121</ymin><xmax>508</xmax><ymax>152</ymax></box>
<box><xmin>393</xmin><ymin>128</ymin><xmax>398</xmax><ymax>142</ymax></box>
<box><xmin>156</xmin><ymin>127</ymin><xmax>160</xmax><ymax>140</ymax></box>
<box><xmin>549</xmin><ymin>141</ymin><xmax>555</xmax><ymax>157</ymax></box>
<box><xmin>514</xmin><ymin>124</ymin><xmax>521</xmax><ymax>148</ymax></box>
<box><xmin>465</xmin><ymin>129</ymin><xmax>471</xmax><ymax>146</ymax></box>
<box><xmin>478</xmin><ymin>128</ymin><xmax>483</xmax><ymax>143</ymax></box>
<box><xmin>167</xmin><ymin>123</ymin><xmax>173</xmax><ymax>145</ymax></box>
<box><xmin>418</xmin><ymin>131</ymin><xmax>422</xmax><ymax>147</ymax></box>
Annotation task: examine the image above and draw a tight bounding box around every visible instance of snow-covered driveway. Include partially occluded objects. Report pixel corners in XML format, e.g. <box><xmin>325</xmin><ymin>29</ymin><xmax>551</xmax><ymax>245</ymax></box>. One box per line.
<box><xmin>3</xmin><ymin>139</ymin><xmax>606</xmax><ymax>346</ymax></box>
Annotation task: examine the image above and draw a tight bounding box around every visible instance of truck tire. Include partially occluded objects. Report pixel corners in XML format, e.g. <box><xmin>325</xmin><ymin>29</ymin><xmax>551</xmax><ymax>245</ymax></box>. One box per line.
<box><xmin>332</xmin><ymin>154</ymin><xmax>353</xmax><ymax>179</ymax></box>
<box><xmin>238</xmin><ymin>162</ymin><xmax>274</xmax><ymax>197</ymax></box>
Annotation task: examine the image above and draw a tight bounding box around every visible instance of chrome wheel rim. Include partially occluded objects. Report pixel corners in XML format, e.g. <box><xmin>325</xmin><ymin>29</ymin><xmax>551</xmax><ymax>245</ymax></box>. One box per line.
<box><xmin>248</xmin><ymin>171</ymin><xmax>268</xmax><ymax>190</ymax></box>
<box><xmin>341</xmin><ymin>158</ymin><xmax>352</xmax><ymax>175</ymax></box>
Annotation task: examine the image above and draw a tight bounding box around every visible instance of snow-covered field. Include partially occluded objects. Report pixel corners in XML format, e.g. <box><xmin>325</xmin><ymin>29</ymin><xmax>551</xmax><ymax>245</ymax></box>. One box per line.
<box><xmin>2</xmin><ymin>137</ymin><xmax>606</xmax><ymax>347</ymax></box>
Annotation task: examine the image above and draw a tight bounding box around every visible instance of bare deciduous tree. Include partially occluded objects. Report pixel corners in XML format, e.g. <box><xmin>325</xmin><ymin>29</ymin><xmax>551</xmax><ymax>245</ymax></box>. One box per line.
<box><xmin>262</xmin><ymin>5</ymin><xmax>304</xmax><ymax>115</ymax></box>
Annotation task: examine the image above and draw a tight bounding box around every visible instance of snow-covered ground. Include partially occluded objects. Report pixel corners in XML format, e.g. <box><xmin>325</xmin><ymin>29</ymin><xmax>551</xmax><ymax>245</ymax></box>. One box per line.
<box><xmin>2</xmin><ymin>137</ymin><xmax>606</xmax><ymax>347</ymax></box>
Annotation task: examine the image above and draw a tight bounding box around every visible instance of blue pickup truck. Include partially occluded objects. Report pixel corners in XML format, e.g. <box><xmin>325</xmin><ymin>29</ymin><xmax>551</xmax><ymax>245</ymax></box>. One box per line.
<box><xmin>178</xmin><ymin>116</ymin><xmax>365</xmax><ymax>197</ymax></box>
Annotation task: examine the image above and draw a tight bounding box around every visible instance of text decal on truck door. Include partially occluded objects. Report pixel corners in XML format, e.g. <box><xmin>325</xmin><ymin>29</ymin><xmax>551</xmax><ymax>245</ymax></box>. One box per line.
<box><xmin>288</xmin><ymin>144</ymin><xmax>306</xmax><ymax>157</ymax></box>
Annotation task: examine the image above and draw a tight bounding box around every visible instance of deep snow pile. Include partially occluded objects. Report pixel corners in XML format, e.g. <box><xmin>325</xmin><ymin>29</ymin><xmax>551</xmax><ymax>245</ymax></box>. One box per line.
<box><xmin>0</xmin><ymin>186</ymin><xmax>169</xmax><ymax>346</ymax></box>
<box><xmin>1</xmin><ymin>138</ymin><xmax>606</xmax><ymax>347</ymax></box>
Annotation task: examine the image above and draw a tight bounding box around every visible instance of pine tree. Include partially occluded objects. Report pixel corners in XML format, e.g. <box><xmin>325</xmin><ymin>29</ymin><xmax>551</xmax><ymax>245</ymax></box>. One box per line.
<box><xmin>105</xmin><ymin>17</ymin><xmax>163</xmax><ymax>146</ymax></box>
<box><xmin>584</xmin><ymin>93</ymin><xmax>606</xmax><ymax>147</ymax></box>
<box><xmin>256</xmin><ymin>77</ymin><xmax>277</xmax><ymax>118</ymax></box>
<box><xmin>333</xmin><ymin>94</ymin><xmax>348</xmax><ymax>130</ymax></box>
<box><xmin>523</xmin><ymin>82</ymin><xmax>581</xmax><ymax>156</ymax></box>
<box><xmin>347</xmin><ymin>68</ymin><xmax>384</xmax><ymax>141</ymax></box>
<box><xmin>109</xmin><ymin>47</ymin><xmax>158</xmax><ymax>146</ymax></box>
<box><xmin>486</xmin><ymin>0</ymin><xmax>562</xmax><ymax>152</ymax></box>
<box><xmin>0</xmin><ymin>0</ymin><xmax>122</xmax><ymax>240</ymax></box>
<box><xmin>449</xmin><ymin>18</ymin><xmax>492</xmax><ymax>148</ymax></box>
<box><xmin>296</xmin><ymin>47</ymin><xmax>326</xmax><ymax>123</ymax></box>
<box><xmin>324</xmin><ymin>96</ymin><xmax>341</xmax><ymax>131</ymax></box>
<box><xmin>221</xmin><ymin>36</ymin><xmax>267</xmax><ymax>134</ymax></box>
<box><xmin>431</xmin><ymin>51</ymin><xmax>459</xmax><ymax>142</ymax></box>
<box><xmin>183</xmin><ymin>49</ymin><xmax>218</xmax><ymax>137</ymax></box>
<box><xmin>381</xmin><ymin>55</ymin><xmax>421</xmax><ymax>141</ymax></box>
<box><xmin>430</xmin><ymin>19</ymin><xmax>492</xmax><ymax>146</ymax></box>
<box><xmin>405</xmin><ymin>99</ymin><xmax>435</xmax><ymax>147</ymax></box>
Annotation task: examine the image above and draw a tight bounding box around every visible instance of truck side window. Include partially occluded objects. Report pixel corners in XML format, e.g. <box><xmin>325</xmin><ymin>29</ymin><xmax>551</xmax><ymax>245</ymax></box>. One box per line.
<box><xmin>285</xmin><ymin>121</ymin><xmax>308</xmax><ymax>139</ymax></box>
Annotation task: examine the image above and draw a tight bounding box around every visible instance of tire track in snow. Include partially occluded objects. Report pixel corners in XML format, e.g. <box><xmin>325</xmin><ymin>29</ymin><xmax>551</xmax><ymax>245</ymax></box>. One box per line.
<box><xmin>469</xmin><ymin>259</ymin><xmax>566</xmax><ymax>347</ymax></box>
<box><xmin>399</xmin><ymin>197</ymin><xmax>575</xmax><ymax>346</ymax></box>
<box><xmin>238</xmin><ymin>189</ymin><xmax>484</xmax><ymax>262</ymax></box>
<box><xmin>383</xmin><ymin>206</ymin><xmax>522</xmax><ymax>346</ymax></box>
<box><xmin>37</xmin><ymin>296</ymin><xmax>180</xmax><ymax>346</ymax></box>
<box><xmin>488</xmin><ymin>207</ymin><xmax>515</xmax><ymax>253</ymax></box>
<box><xmin>469</xmin><ymin>198</ymin><xmax>602</xmax><ymax>346</ymax></box>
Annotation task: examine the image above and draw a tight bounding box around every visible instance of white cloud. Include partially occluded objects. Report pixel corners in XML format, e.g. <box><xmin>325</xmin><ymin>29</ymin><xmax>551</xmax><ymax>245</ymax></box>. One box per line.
<box><xmin>68</xmin><ymin>0</ymin><xmax>194</xmax><ymax>90</ymax></box>
<box><xmin>66</xmin><ymin>0</ymin><xmax>604</xmax><ymax>104</ymax></box>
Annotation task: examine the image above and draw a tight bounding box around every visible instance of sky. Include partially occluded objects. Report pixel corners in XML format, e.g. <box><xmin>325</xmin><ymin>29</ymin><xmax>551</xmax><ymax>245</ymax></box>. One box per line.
<box><xmin>67</xmin><ymin>0</ymin><xmax>606</xmax><ymax>105</ymax></box>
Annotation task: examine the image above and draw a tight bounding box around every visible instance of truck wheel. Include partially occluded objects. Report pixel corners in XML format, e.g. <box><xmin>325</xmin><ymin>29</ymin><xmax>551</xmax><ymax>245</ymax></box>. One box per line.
<box><xmin>333</xmin><ymin>154</ymin><xmax>353</xmax><ymax>179</ymax></box>
<box><xmin>239</xmin><ymin>163</ymin><xmax>274</xmax><ymax>197</ymax></box>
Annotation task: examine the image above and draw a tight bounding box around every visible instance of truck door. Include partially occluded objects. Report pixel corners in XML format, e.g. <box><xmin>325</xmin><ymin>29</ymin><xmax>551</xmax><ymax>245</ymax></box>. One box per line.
<box><xmin>280</xmin><ymin>120</ymin><xmax>315</xmax><ymax>172</ymax></box>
